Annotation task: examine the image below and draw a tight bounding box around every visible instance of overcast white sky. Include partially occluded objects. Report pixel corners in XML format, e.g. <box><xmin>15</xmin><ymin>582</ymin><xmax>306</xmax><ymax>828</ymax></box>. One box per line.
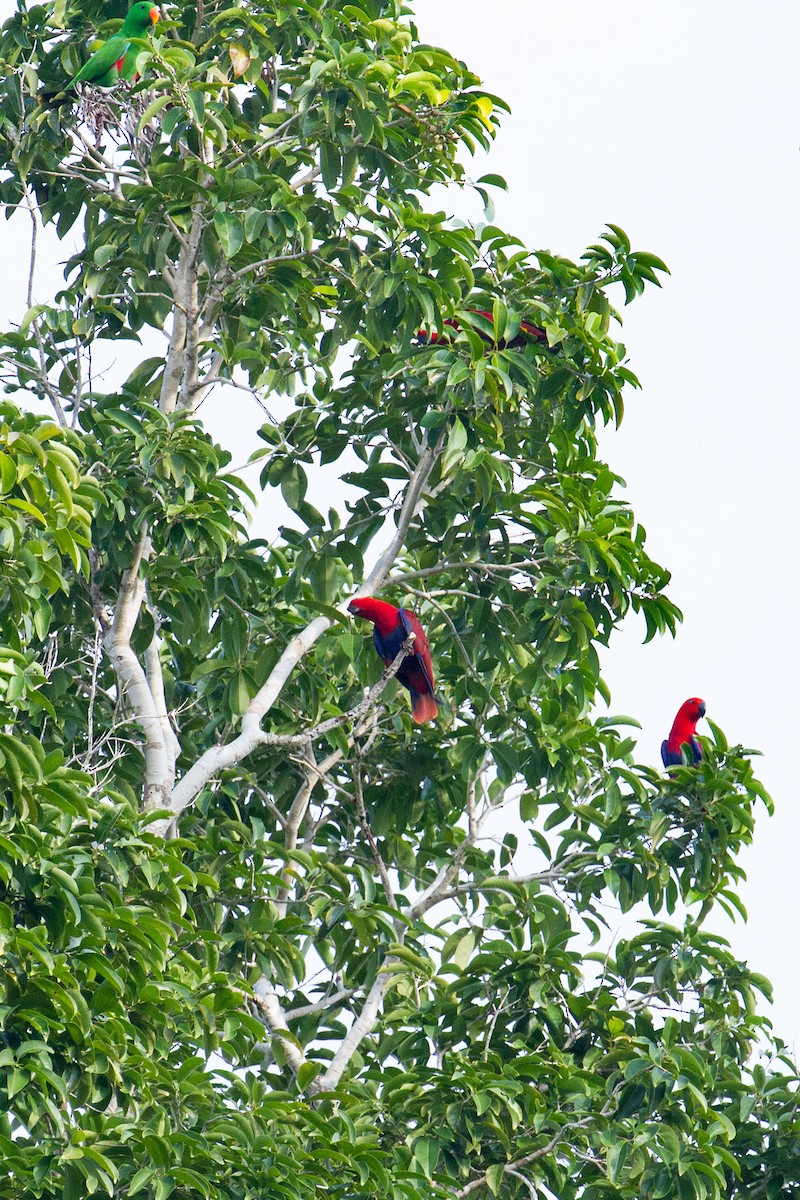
<box><xmin>1</xmin><ymin>0</ymin><xmax>799</xmax><ymax>1048</ymax></box>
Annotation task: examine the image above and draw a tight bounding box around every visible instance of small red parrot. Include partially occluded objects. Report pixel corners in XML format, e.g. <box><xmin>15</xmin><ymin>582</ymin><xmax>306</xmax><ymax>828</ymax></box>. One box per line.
<box><xmin>348</xmin><ymin>598</ymin><xmax>437</xmax><ymax>724</ymax></box>
<box><xmin>661</xmin><ymin>697</ymin><xmax>706</xmax><ymax>767</ymax></box>
<box><xmin>418</xmin><ymin>309</ymin><xmax>548</xmax><ymax>348</ymax></box>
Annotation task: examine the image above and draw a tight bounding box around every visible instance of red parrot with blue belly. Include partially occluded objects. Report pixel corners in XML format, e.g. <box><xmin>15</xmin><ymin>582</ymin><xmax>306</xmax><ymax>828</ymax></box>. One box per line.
<box><xmin>348</xmin><ymin>598</ymin><xmax>437</xmax><ymax>724</ymax></box>
<box><xmin>661</xmin><ymin>697</ymin><xmax>706</xmax><ymax>767</ymax></box>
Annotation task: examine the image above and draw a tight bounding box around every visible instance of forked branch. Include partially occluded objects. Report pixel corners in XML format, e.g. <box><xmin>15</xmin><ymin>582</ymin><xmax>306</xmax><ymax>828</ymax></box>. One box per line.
<box><xmin>163</xmin><ymin>442</ymin><xmax>441</xmax><ymax>828</ymax></box>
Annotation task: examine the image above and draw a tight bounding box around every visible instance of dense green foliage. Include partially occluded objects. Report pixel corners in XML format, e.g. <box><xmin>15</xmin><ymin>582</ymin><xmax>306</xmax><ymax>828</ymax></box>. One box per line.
<box><xmin>0</xmin><ymin>1</ymin><xmax>796</xmax><ymax>1197</ymax></box>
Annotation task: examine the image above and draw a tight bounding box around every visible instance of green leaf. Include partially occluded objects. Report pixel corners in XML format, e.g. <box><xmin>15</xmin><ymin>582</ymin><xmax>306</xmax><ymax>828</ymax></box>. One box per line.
<box><xmin>441</xmin><ymin>416</ymin><xmax>468</xmax><ymax>477</ymax></box>
<box><xmin>214</xmin><ymin>211</ymin><xmax>244</xmax><ymax>258</ymax></box>
<box><xmin>137</xmin><ymin>93</ymin><xmax>173</xmax><ymax>134</ymax></box>
<box><xmin>320</xmin><ymin>141</ymin><xmax>341</xmax><ymax>190</ymax></box>
<box><xmin>280</xmin><ymin>463</ymin><xmax>308</xmax><ymax>510</ymax></box>
<box><xmin>485</xmin><ymin>1164</ymin><xmax>505</xmax><ymax>1195</ymax></box>
<box><xmin>297</xmin><ymin>1061</ymin><xmax>321</xmax><ymax>1090</ymax></box>
<box><xmin>0</xmin><ymin>452</ymin><xmax>17</xmax><ymax>493</ymax></box>
<box><xmin>412</xmin><ymin>1137</ymin><xmax>439</xmax><ymax>1179</ymax></box>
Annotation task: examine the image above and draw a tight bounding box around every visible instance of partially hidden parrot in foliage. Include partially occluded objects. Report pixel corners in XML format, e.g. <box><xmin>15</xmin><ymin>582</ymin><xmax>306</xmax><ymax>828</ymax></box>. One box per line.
<box><xmin>67</xmin><ymin>1</ymin><xmax>160</xmax><ymax>89</ymax></box>
<box><xmin>348</xmin><ymin>598</ymin><xmax>438</xmax><ymax>724</ymax></box>
<box><xmin>661</xmin><ymin>697</ymin><xmax>706</xmax><ymax>767</ymax></box>
<box><xmin>418</xmin><ymin>309</ymin><xmax>548</xmax><ymax>349</ymax></box>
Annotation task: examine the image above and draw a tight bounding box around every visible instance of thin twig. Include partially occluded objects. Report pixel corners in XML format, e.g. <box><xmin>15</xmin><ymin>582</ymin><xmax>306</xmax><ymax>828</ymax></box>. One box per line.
<box><xmin>354</xmin><ymin>757</ymin><xmax>395</xmax><ymax>908</ymax></box>
<box><xmin>389</xmin><ymin>557</ymin><xmax>542</xmax><ymax>585</ymax></box>
<box><xmin>452</xmin><ymin>1119</ymin><xmax>595</xmax><ymax>1198</ymax></box>
<box><xmin>285</xmin><ymin>987</ymin><xmax>356</xmax><ymax>1021</ymax></box>
<box><xmin>83</xmin><ymin>624</ymin><xmax>103</xmax><ymax>769</ymax></box>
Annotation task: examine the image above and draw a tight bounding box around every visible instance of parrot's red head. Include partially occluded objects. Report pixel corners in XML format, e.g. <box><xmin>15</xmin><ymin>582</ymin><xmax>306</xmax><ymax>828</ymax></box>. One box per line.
<box><xmin>680</xmin><ymin>697</ymin><xmax>706</xmax><ymax>723</ymax></box>
<box><xmin>347</xmin><ymin>597</ymin><xmax>400</xmax><ymax>637</ymax></box>
<box><xmin>668</xmin><ymin>697</ymin><xmax>706</xmax><ymax>744</ymax></box>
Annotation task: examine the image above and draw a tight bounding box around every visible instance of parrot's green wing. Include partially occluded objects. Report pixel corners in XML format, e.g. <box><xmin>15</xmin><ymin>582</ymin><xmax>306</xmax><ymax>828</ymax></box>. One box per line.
<box><xmin>67</xmin><ymin>33</ymin><xmax>130</xmax><ymax>88</ymax></box>
<box><xmin>118</xmin><ymin>38</ymin><xmax>149</xmax><ymax>83</ymax></box>
<box><xmin>118</xmin><ymin>45</ymin><xmax>139</xmax><ymax>83</ymax></box>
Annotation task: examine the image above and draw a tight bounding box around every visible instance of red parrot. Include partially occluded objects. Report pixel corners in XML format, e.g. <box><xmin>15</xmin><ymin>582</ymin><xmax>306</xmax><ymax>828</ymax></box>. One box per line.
<box><xmin>348</xmin><ymin>598</ymin><xmax>437</xmax><ymax>724</ymax></box>
<box><xmin>418</xmin><ymin>309</ymin><xmax>548</xmax><ymax>348</ymax></box>
<box><xmin>661</xmin><ymin>697</ymin><xmax>706</xmax><ymax>767</ymax></box>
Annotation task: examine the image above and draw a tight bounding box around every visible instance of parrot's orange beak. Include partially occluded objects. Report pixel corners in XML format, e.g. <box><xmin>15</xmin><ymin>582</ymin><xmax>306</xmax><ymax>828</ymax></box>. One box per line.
<box><xmin>149</xmin><ymin>6</ymin><xmax>161</xmax><ymax>23</ymax></box>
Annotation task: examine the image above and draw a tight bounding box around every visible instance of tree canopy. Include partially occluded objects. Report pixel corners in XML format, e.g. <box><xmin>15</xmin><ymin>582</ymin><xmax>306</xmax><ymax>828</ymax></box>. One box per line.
<box><xmin>0</xmin><ymin>1</ymin><xmax>796</xmax><ymax>1198</ymax></box>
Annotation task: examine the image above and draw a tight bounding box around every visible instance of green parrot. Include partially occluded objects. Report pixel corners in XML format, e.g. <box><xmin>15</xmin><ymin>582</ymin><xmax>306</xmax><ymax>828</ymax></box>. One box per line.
<box><xmin>67</xmin><ymin>1</ymin><xmax>161</xmax><ymax>89</ymax></box>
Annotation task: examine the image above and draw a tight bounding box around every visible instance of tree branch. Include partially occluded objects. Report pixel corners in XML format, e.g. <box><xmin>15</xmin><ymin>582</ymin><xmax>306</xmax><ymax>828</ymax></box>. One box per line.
<box><xmin>102</xmin><ymin>525</ymin><xmax>175</xmax><ymax>810</ymax></box>
<box><xmin>432</xmin><ymin>853</ymin><xmax>597</xmax><ymax>905</ymax></box>
<box><xmin>388</xmin><ymin>557</ymin><xmax>542</xmax><ymax>586</ymax></box>
<box><xmin>310</xmin><ymin>963</ymin><xmax>396</xmax><ymax>1094</ymax></box>
<box><xmin>252</xmin><ymin>977</ymin><xmax>307</xmax><ymax>1076</ymax></box>
<box><xmin>161</xmin><ymin>634</ymin><xmax>416</xmax><ymax>835</ymax></box>
<box><xmin>160</xmin><ymin>206</ymin><xmax>205</xmax><ymax>413</ymax></box>
<box><xmin>144</xmin><ymin>625</ymin><xmax>181</xmax><ymax>765</ymax></box>
<box><xmin>405</xmin><ymin>756</ymin><xmax>494</xmax><ymax>923</ymax></box>
<box><xmin>354</xmin><ymin>757</ymin><xmax>395</xmax><ymax>908</ymax></box>
<box><xmin>306</xmin><ymin>759</ymin><xmax>491</xmax><ymax>1094</ymax></box>
<box><xmin>452</xmin><ymin>1119</ymin><xmax>595</xmax><ymax>1198</ymax></box>
<box><xmin>163</xmin><ymin>443</ymin><xmax>441</xmax><ymax>828</ymax></box>
<box><xmin>229</xmin><ymin>249</ymin><xmax>318</xmax><ymax>282</ymax></box>
<box><xmin>285</xmin><ymin>987</ymin><xmax>356</xmax><ymax>1021</ymax></box>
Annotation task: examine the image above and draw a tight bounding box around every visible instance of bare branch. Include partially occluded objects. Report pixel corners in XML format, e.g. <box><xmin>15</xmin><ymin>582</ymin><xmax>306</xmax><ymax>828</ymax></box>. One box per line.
<box><xmin>307</xmin><ymin>758</ymin><xmax>490</xmax><ymax>1094</ymax></box>
<box><xmin>247</xmin><ymin>783</ymin><xmax>288</xmax><ymax>831</ymax></box>
<box><xmin>17</xmin><ymin>177</ymin><xmax>70</xmax><ymax>427</ymax></box>
<box><xmin>23</xmin><ymin>179</ymin><xmax>36</xmax><ymax>310</ymax></box>
<box><xmin>160</xmin><ymin>206</ymin><xmax>205</xmax><ymax>413</ymax></box>
<box><xmin>404</xmin><ymin>583</ymin><xmax>481</xmax><ymax>683</ymax></box>
<box><xmin>290</xmin><ymin>163</ymin><xmax>322</xmax><ymax>192</ymax></box>
<box><xmin>483</xmin><ymin>986</ymin><xmax>509</xmax><ymax>1063</ymax></box>
<box><xmin>504</xmin><ymin>1169</ymin><xmax>537</xmax><ymax>1200</ymax></box>
<box><xmin>359</xmin><ymin>440</ymin><xmax>440</xmax><ymax>594</ymax></box>
<box><xmin>71</xmin><ymin>332</ymin><xmax>84</xmax><ymax>428</ymax></box>
<box><xmin>111</xmin><ymin>523</ymin><xmax>150</xmax><ymax>643</ymax></box>
<box><xmin>181</xmin><ymin>261</ymin><xmax>200</xmax><ymax>407</ymax></box>
<box><xmin>405</xmin><ymin>756</ymin><xmax>494</xmax><ymax>923</ymax></box>
<box><xmin>190</xmin><ymin>0</ymin><xmax>204</xmax><ymax>42</ymax></box>
<box><xmin>187</xmin><ymin>350</ymin><xmax>225</xmax><ymax>410</ymax></box>
<box><xmin>274</xmin><ymin>743</ymin><xmax>323</xmax><ymax>920</ymax></box>
<box><xmin>430</xmin><ymin>854</ymin><xmax>597</xmax><ymax>909</ymax></box>
<box><xmin>144</xmin><ymin>624</ymin><xmax>181</xmax><ymax>764</ymax></box>
<box><xmin>83</xmin><ymin>624</ymin><xmax>103</xmax><ymax>769</ymax></box>
<box><xmin>229</xmin><ymin>249</ymin><xmax>318</xmax><ymax>282</ymax></box>
<box><xmin>467</xmin><ymin>774</ymin><xmax>477</xmax><ymax>840</ymax></box>
<box><xmin>226</xmin><ymin>113</ymin><xmax>299</xmax><ymax>170</ymax></box>
<box><xmin>285</xmin><ymin>744</ymin><xmax>326</xmax><ymax>845</ymax></box>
